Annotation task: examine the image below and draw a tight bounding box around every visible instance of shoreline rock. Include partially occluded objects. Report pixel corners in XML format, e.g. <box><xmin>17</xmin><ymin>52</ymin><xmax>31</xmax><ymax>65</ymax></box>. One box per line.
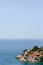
<box><xmin>16</xmin><ymin>46</ymin><xmax>43</xmax><ymax>62</ymax></box>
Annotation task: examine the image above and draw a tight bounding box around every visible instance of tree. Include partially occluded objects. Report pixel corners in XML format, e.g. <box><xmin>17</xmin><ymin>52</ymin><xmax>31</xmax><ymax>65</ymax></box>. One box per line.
<box><xmin>32</xmin><ymin>46</ymin><xmax>39</xmax><ymax>51</ymax></box>
<box><xmin>40</xmin><ymin>56</ymin><xmax>43</xmax><ymax>62</ymax></box>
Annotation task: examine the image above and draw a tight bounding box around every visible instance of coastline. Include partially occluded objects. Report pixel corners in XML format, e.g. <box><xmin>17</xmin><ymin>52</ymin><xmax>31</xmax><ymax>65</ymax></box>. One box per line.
<box><xmin>16</xmin><ymin>46</ymin><xmax>43</xmax><ymax>63</ymax></box>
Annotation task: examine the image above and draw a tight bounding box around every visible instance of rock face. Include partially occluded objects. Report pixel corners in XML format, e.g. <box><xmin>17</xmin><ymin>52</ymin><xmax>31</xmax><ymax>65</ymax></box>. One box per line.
<box><xmin>16</xmin><ymin>55</ymin><xmax>22</xmax><ymax>59</ymax></box>
<box><xmin>16</xmin><ymin>46</ymin><xmax>43</xmax><ymax>62</ymax></box>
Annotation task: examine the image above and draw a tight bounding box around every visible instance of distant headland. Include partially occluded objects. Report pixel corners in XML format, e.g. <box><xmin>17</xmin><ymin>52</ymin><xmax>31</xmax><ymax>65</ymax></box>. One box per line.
<box><xmin>16</xmin><ymin>46</ymin><xmax>43</xmax><ymax>62</ymax></box>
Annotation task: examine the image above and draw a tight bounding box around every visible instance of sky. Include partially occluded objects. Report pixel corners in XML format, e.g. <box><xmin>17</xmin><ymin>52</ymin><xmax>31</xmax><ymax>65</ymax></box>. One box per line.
<box><xmin>0</xmin><ymin>0</ymin><xmax>43</xmax><ymax>39</ymax></box>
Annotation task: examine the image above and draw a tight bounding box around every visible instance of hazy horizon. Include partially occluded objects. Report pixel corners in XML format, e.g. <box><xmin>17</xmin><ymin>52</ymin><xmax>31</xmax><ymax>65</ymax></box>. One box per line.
<box><xmin>0</xmin><ymin>39</ymin><xmax>43</xmax><ymax>51</ymax></box>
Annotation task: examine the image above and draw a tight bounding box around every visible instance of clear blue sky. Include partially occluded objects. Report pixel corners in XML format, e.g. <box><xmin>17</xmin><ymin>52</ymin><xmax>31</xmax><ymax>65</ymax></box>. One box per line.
<box><xmin>0</xmin><ymin>0</ymin><xmax>43</xmax><ymax>39</ymax></box>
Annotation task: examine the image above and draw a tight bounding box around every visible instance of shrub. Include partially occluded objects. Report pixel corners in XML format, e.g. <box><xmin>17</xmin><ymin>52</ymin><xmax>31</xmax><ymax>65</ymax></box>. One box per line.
<box><xmin>32</xmin><ymin>46</ymin><xmax>39</xmax><ymax>51</ymax></box>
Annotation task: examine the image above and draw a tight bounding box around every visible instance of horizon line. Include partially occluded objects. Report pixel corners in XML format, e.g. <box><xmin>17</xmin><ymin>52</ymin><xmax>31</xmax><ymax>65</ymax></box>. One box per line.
<box><xmin>0</xmin><ymin>38</ymin><xmax>43</xmax><ymax>40</ymax></box>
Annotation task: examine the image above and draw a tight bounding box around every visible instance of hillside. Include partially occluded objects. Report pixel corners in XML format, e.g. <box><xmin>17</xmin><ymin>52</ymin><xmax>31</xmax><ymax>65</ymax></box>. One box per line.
<box><xmin>16</xmin><ymin>46</ymin><xmax>43</xmax><ymax>62</ymax></box>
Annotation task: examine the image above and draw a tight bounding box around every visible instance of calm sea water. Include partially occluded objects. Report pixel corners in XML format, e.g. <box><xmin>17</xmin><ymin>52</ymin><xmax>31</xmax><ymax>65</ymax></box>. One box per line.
<box><xmin>0</xmin><ymin>39</ymin><xmax>43</xmax><ymax>65</ymax></box>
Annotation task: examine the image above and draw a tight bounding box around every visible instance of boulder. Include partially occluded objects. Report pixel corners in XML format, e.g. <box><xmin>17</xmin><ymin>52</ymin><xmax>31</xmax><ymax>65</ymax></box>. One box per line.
<box><xmin>16</xmin><ymin>55</ymin><xmax>22</xmax><ymax>59</ymax></box>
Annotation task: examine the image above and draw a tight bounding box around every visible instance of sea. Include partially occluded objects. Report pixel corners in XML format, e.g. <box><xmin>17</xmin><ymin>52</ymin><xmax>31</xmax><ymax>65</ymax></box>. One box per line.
<box><xmin>0</xmin><ymin>39</ymin><xmax>43</xmax><ymax>65</ymax></box>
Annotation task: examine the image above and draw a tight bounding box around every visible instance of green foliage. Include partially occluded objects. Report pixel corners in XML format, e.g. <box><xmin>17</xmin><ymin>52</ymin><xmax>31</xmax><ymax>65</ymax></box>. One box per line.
<box><xmin>40</xmin><ymin>56</ymin><xmax>43</xmax><ymax>62</ymax></box>
<box><xmin>23</xmin><ymin>49</ymin><xmax>27</xmax><ymax>52</ymax></box>
<box><xmin>29</xmin><ymin>50</ymin><xmax>33</xmax><ymax>54</ymax></box>
<box><xmin>32</xmin><ymin>46</ymin><xmax>39</xmax><ymax>51</ymax></box>
<box><xmin>38</xmin><ymin>48</ymin><xmax>41</xmax><ymax>52</ymax></box>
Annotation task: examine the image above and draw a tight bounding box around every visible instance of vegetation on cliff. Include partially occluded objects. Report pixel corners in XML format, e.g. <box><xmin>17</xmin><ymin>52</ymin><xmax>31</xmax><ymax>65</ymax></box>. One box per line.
<box><xmin>16</xmin><ymin>46</ymin><xmax>43</xmax><ymax>62</ymax></box>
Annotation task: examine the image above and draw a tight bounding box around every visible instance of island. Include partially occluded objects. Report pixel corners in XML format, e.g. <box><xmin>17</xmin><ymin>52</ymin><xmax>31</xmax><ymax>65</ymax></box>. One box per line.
<box><xmin>16</xmin><ymin>46</ymin><xmax>43</xmax><ymax>62</ymax></box>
